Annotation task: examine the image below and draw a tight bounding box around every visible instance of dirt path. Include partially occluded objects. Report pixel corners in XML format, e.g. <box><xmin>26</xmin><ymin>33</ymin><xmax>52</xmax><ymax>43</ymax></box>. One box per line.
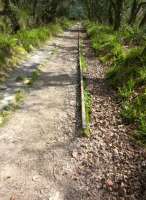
<box><xmin>0</xmin><ymin>27</ymin><xmax>81</xmax><ymax>200</ymax></box>
<box><xmin>0</xmin><ymin>26</ymin><xmax>146</xmax><ymax>200</ymax></box>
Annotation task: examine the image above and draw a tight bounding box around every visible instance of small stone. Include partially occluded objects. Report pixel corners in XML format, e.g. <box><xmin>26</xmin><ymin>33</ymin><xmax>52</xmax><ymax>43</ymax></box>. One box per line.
<box><xmin>72</xmin><ymin>150</ymin><xmax>78</xmax><ymax>159</ymax></box>
<box><xmin>70</xmin><ymin>100</ymin><xmax>74</xmax><ymax>106</ymax></box>
<box><xmin>121</xmin><ymin>182</ymin><xmax>125</xmax><ymax>188</ymax></box>
<box><xmin>106</xmin><ymin>179</ymin><xmax>113</xmax><ymax>187</ymax></box>
<box><xmin>32</xmin><ymin>175</ymin><xmax>40</xmax><ymax>182</ymax></box>
<box><xmin>142</xmin><ymin>160</ymin><xmax>146</xmax><ymax>167</ymax></box>
<box><xmin>10</xmin><ymin>196</ymin><xmax>15</xmax><ymax>200</ymax></box>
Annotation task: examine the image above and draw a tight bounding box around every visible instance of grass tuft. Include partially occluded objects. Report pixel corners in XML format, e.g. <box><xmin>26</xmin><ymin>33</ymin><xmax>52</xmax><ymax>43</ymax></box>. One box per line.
<box><xmin>80</xmin><ymin>47</ymin><xmax>92</xmax><ymax>136</ymax></box>
<box><xmin>0</xmin><ymin>19</ymin><xmax>72</xmax><ymax>80</ymax></box>
<box><xmin>85</xmin><ymin>21</ymin><xmax>146</xmax><ymax>143</ymax></box>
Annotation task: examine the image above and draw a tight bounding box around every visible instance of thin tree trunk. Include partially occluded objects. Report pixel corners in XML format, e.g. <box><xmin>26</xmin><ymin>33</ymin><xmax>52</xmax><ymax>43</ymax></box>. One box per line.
<box><xmin>139</xmin><ymin>12</ymin><xmax>146</xmax><ymax>27</ymax></box>
<box><xmin>113</xmin><ymin>0</ymin><xmax>124</xmax><ymax>31</ymax></box>
<box><xmin>108</xmin><ymin>3</ymin><xmax>114</xmax><ymax>25</ymax></box>
<box><xmin>129</xmin><ymin>0</ymin><xmax>146</xmax><ymax>25</ymax></box>
<box><xmin>128</xmin><ymin>0</ymin><xmax>138</xmax><ymax>25</ymax></box>
<box><xmin>2</xmin><ymin>0</ymin><xmax>20</xmax><ymax>33</ymax></box>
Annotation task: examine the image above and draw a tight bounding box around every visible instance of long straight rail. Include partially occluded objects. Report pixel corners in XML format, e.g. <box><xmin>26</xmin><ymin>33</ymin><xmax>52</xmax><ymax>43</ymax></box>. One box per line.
<box><xmin>78</xmin><ymin>25</ymin><xmax>87</xmax><ymax>131</ymax></box>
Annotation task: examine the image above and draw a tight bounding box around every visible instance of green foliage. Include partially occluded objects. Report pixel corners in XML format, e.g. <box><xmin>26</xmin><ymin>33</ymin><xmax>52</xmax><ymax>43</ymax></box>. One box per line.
<box><xmin>0</xmin><ymin>34</ymin><xmax>17</xmax><ymax>49</ymax></box>
<box><xmin>85</xmin><ymin>22</ymin><xmax>126</xmax><ymax>64</ymax></box>
<box><xmin>16</xmin><ymin>27</ymin><xmax>51</xmax><ymax>51</ymax></box>
<box><xmin>0</xmin><ymin>89</ymin><xmax>25</xmax><ymax>126</ymax></box>
<box><xmin>57</xmin><ymin>18</ymin><xmax>73</xmax><ymax>29</ymax></box>
<box><xmin>121</xmin><ymin>93</ymin><xmax>146</xmax><ymax>135</ymax></box>
<box><xmin>118</xmin><ymin>25</ymin><xmax>145</xmax><ymax>45</ymax></box>
<box><xmin>84</xmin><ymin>87</ymin><xmax>92</xmax><ymax>136</ymax></box>
<box><xmin>107</xmin><ymin>47</ymin><xmax>144</xmax><ymax>88</ymax></box>
<box><xmin>17</xmin><ymin>23</ymin><xmax>64</xmax><ymax>51</ymax></box>
<box><xmin>0</xmin><ymin>19</ymin><xmax>71</xmax><ymax>79</ymax></box>
<box><xmin>118</xmin><ymin>79</ymin><xmax>135</xmax><ymax>99</ymax></box>
<box><xmin>80</xmin><ymin>52</ymin><xmax>88</xmax><ymax>72</ymax></box>
<box><xmin>0</xmin><ymin>109</ymin><xmax>10</xmax><ymax>126</ymax></box>
<box><xmin>27</xmin><ymin>69</ymin><xmax>41</xmax><ymax>86</ymax></box>
<box><xmin>86</xmin><ymin>22</ymin><xmax>146</xmax><ymax>143</ymax></box>
<box><xmin>15</xmin><ymin>90</ymin><xmax>25</xmax><ymax>103</ymax></box>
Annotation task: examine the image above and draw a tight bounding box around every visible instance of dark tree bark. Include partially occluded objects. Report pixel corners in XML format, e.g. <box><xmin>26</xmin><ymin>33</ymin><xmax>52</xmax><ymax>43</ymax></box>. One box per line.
<box><xmin>128</xmin><ymin>0</ymin><xmax>138</xmax><ymax>25</ymax></box>
<box><xmin>113</xmin><ymin>0</ymin><xmax>124</xmax><ymax>30</ymax></box>
<box><xmin>129</xmin><ymin>0</ymin><xmax>146</xmax><ymax>25</ymax></box>
<box><xmin>1</xmin><ymin>0</ymin><xmax>20</xmax><ymax>33</ymax></box>
<box><xmin>32</xmin><ymin>0</ymin><xmax>38</xmax><ymax>18</ymax></box>
<box><xmin>139</xmin><ymin>12</ymin><xmax>146</xmax><ymax>27</ymax></box>
<box><xmin>108</xmin><ymin>3</ymin><xmax>114</xmax><ymax>25</ymax></box>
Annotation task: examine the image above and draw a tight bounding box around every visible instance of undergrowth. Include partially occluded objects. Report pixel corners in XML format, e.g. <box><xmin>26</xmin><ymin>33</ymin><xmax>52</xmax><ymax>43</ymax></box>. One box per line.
<box><xmin>0</xmin><ymin>89</ymin><xmax>25</xmax><ymax>126</ymax></box>
<box><xmin>0</xmin><ymin>18</ymin><xmax>72</xmax><ymax>81</ymax></box>
<box><xmin>85</xmin><ymin>21</ymin><xmax>146</xmax><ymax>144</ymax></box>
<box><xmin>84</xmin><ymin>81</ymin><xmax>92</xmax><ymax>136</ymax></box>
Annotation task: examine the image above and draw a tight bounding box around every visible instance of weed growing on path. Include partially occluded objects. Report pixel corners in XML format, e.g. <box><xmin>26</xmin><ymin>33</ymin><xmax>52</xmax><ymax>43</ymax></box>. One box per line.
<box><xmin>0</xmin><ymin>89</ymin><xmax>25</xmax><ymax>126</ymax></box>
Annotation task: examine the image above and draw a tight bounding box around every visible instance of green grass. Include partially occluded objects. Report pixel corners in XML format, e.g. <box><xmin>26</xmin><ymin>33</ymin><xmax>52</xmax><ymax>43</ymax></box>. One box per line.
<box><xmin>84</xmin><ymin>85</ymin><xmax>92</xmax><ymax>136</ymax></box>
<box><xmin>80</xmin><ymin>54</ymin><xmax>88</xmax><ymax>72</ymax></box>
<box><xmin>0</xmin><ymin>19</ymin><xmax>72</xmax><ymax>80</ymax></box>
<box><xmin>84</xmin><ymin>21</ymin><xmax>126</xmax><ymax>65</ymax></box>
<box><xmin>15</xmin><ymin>90</ymin><xmax>25</xmax><ymax>104</ymax></box>
<box><xmin>0</xmin><ymin>18</ymin><xmax>72</xmax><ymax>125</ymax></box>
<box><xmin>0</xmin><ymin>67</ymin><xmax>41</xmax><ymax>126</ymax></box>
<box><xmin>0</xmin><ymin>109</ymin><xmax>11</xmax><ymax>126</ymax></box>
<box><xmin>16</xmin><ymin>68</ymin><xmax>41</xmax><ymax>86</ymax></box>
<box><xmin>80</xmin><ymin>41</ymin><xmax>88</xmax><ymax>72</ymax></box>
<box><xmin>27</xmin><ymin>69</ymin><xmax>41</xmax><ymax>86</ymax></box>
<box><xmin>85</xmin><ymin>21</ymin><xmax>146</xmax><ymax>143</ymax></box>
<box><xmin>0</xmin><ymin>89</ymin><xmax>25</xmax><ymax>126</ymax></box>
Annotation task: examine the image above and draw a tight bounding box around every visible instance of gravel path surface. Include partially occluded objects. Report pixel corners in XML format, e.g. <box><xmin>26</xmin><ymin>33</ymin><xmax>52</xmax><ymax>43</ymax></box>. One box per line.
<box><xmin>0</xmin><ymin>26</ymin><xmax>146</xmax><ymax>200</ymax></box>
<box><xmin>0</xmin><ymin>26</ymin><xmax>81</xmax><ymax>200</ymax></box>
<box><xmin>71</xmin><ymin>33</ymin><xmax>146</xmax><ymax>200</ymax></box>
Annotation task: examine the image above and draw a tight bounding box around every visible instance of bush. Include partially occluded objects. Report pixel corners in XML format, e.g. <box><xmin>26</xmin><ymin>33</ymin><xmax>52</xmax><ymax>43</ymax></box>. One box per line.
<box><xmin>0</xmin><ymin>19</ymin><xmax>71</xmax><ymax>77</ymax></box>
<box><xmin>85</xmin><ymin>21</ymin><xmax>146</xmax><ymax>143</ymax></box>
<box><xmin>85</xmin><ymin>22</ymin><xmax>126</xmax><ymax>65</ymax></box>
<box><xmin>57</xmin><ymin>18</ymin><xmax>73</xmax><ymax>29</ymax></box>
<box><xmin>17</xmin><ymin>27</ymin><xmax>51</xmax><ymax>51</ymax></box>
<box><xmin>118</xmin><ymin>25</ymin><xmax>146</xmax><ymax>46</ymax></box>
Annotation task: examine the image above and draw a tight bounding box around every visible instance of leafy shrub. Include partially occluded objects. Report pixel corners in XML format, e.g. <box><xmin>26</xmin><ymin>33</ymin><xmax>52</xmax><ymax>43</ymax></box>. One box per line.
<box><xmin>85</xmin><ymin>22</ymin><xmax>125</xmax><ymax>65</ymax></box>
<box><xmin>0</xmin><ymin>19</ymin><xmax>71</xmax><ymax>77</ymax></box>
<box><xmin>57</xmin><ymin>18</ymin><xmax>72</xmax><ymax>29</ymax></box>
<box><xmin>86</xmin><ymin>21</ymin><xmax>146</xmax><ymax>143</ymax></box>
<box><xmin>118</xmin><ymin>25</ymin><xmax>145</xmax><ymax>46</ymax></box>
<box><xmin>118</xmin><ymin>79</ymin><xmax>135</xmax><ymax>99</ymax></box>
<box><xmin>107</xmin><ymin>47</ymin><xmax>144</xmax><ymax>88</ymax></box>
<box><xmin>16</xmin><ymin>21</ymin><xmax>70</xmax><ymax>51</ymax></box>
<box><xmin>16</xmin><ymin>27</ymin><xmax>51</xmax><ymax>51</ymax></box>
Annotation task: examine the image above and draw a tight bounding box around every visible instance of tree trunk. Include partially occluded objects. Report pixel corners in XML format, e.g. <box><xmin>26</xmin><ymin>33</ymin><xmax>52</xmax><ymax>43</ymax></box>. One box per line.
<box><xmin>128</xmin><ymin>0</ymin><xmax>138</xmax><ymax>25</ymax></box>
<box><xmin>129</xmin><ymin>1</ymin><xmax>146</xmax><ymax>25</ymax></box>
<box><xmin>108</xmin><ymin>3</ymin><xmax>114</xmax><ymax>25</ymax></box>
<box><xmin>139</xmin><ymin>13</ymin><xmax>146</xmax><ymax>27</ymax></box>
<box><xmin>3</xmin><ymin>0</ymin><xmax>20</xmax><ymax>33</ymax></box>
<box><xmin>113</xmin><ymin>0</ymin><xmax>124</xmax><ymax>31</ymax></box>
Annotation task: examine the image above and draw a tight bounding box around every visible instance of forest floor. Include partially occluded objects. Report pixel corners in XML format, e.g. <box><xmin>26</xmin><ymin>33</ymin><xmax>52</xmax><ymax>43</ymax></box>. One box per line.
<box><xmin>0</xmin><ymin>26</ymin><xmax>146</xmax><ymax>200</ymax></box>
<box><xmin>71</xmin><ymin>32</ymin><xmax>146</xmax><ymax>200</ymax></box>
